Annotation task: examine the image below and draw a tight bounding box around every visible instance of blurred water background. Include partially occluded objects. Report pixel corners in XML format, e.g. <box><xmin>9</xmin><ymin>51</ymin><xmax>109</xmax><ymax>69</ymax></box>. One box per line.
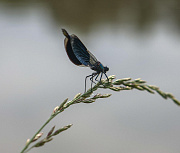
<box><xmin>0</xmin><ymin>0</ymin><xmax>180</xmax><ymax>153</ymax></box>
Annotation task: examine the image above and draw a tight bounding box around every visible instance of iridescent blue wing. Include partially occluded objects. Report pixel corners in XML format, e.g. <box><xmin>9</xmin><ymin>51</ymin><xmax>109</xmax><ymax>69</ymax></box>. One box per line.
<box><xmin>64</xmin><ymin>37</ymin><xmax>83</xmax><ymax>66</ymax></box>
<box><xmin>70</xmin><ymin>35</ymin><xmax>98</xmax><ymax>67</ymax></box>
<box><xmin>62</xmin><ymin>28</ymin><xmax>98</xmax><ymax>67</ymax></box>
<box><xmin>87</xmin><ymin>50</ymin><xmax>99</xmax><ymax>67</ymax></box>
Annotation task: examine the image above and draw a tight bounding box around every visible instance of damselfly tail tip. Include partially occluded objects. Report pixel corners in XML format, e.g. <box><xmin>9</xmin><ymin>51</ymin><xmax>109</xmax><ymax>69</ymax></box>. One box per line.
<box><xmin>62</xmin><ymin>28</ymin><xmax>70</xmax><ymax>38</ymax></box>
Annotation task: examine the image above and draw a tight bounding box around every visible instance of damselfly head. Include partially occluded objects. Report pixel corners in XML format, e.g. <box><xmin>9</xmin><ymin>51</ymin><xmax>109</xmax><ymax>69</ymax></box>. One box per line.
<box><xmin>104</xmin><ymin>66</ymin><xmax>109</xmax><ymax>73</ymax></box>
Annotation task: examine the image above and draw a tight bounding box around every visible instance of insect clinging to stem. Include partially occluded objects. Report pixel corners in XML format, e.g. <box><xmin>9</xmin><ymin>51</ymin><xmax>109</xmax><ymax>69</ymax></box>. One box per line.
<box><xmin>62</xmin><ymin>29</ymin><xmax>109</xmax><ymax>92</ymax></box>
